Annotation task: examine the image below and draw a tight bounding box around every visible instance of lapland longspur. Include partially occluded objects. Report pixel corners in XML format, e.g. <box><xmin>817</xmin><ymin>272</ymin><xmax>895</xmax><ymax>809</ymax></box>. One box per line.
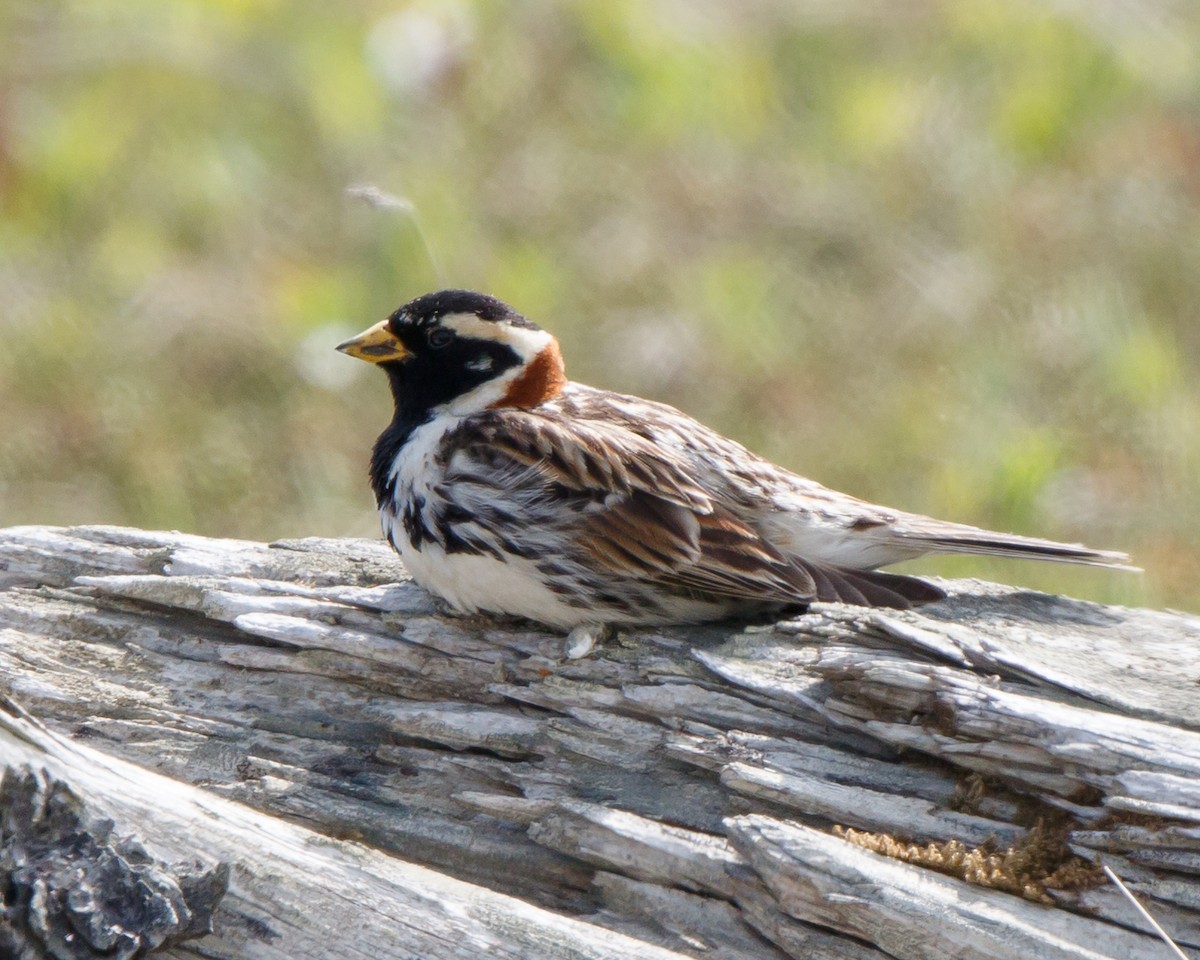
<box><xmin>338</xmin><ymin>290</ymin><xmax>1130</xmax><ymax>628</ymax></box>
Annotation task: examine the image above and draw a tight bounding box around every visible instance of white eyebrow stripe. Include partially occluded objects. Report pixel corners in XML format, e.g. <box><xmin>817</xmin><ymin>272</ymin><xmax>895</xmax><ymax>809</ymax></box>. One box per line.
<box><xmin>440</xmin><ymin>312</ymin><xmax>553</xmax><ymax>361</ymax></box>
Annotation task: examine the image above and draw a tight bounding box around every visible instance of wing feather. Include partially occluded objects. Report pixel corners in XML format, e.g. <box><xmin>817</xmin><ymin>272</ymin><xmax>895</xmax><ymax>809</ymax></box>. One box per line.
<box><xmin>447</xmin><ymin>410</ymin><xmax>821</xmax><ymax>606</ymax></box>
<box><xmin>441</xmin><ymin>395</ymin><xmax>963</xmax><ymax>612</ymax></box>
<box><xmin>460</xmin><ymin>414</ymin><xmax>714</xmax><ymax>511</ymax></box>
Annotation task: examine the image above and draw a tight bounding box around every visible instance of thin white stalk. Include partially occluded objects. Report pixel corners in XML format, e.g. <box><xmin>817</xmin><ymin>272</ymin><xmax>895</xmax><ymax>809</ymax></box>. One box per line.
<box><xmin>1103</xmin><ymin>864</ymin><xmax>1189</xmax><ymax>960</ymax></box>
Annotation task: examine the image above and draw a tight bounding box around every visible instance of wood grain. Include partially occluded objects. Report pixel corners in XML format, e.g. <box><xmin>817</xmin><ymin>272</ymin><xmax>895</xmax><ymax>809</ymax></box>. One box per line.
<box><xmin>1</xmin><ymin>525</ymin><xmax>1197</xmax><ymax>958</ymax></box>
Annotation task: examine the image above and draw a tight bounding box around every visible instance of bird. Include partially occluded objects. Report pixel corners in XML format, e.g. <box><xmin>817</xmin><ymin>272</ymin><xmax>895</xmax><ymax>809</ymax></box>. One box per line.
<box><xmin>336</xmin><ymin>289</ymin><xmax>1132</xmax><ymax>629</ymax></box>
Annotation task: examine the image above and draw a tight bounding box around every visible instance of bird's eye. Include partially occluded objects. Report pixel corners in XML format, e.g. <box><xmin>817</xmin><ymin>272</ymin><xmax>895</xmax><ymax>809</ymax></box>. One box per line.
<box><xmin>428</xmin><ymin>328</ymin><xmax>454</xmax><ymax>349</ymax></box>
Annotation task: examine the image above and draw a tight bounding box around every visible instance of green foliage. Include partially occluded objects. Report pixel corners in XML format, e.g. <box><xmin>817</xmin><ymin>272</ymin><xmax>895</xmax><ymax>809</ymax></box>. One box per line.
<box><xmin>2</xmin><ymin>0</ymin><xmax>1197</xmax><ymax>609</ymax></box>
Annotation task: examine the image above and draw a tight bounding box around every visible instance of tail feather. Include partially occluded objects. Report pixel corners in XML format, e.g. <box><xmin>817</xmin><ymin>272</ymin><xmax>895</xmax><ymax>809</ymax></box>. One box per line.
<box><xmin>903</xmin><ymin>529</ymin><xmax>1136</xmax><ymax>570</ymax></box>
<box><xmin>771</xmin><ymin>511</ymin><xmax>1134</xmax><ymax>611</ymax></box>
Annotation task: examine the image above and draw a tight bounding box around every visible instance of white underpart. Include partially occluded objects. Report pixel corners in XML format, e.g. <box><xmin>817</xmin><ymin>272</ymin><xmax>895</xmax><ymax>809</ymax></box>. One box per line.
<box><xmin>400</xmin><ymin>541</ymin><xmax>588</xmax><ymax>626</ymax></box>
<box><xmin>382</xmin><ymin>411</ymin><xmax>590</xmax><ymax>628</ymax></box>
<box><xmin>439</xmin><ymin>313</ymin><xmax>556</xmax><ymax>416</ymax></box>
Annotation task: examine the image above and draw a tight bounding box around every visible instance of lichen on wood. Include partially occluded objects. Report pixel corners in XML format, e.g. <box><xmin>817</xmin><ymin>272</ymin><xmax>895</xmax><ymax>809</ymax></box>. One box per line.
<box><xmin>0</xmin><ymin>762</ymin><xmax>228</xmax><ymax>960</ymax></box>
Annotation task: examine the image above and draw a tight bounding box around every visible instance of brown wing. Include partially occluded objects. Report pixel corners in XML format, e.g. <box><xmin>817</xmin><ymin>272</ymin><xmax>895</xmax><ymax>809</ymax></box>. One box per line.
<box><xmin>447</xmin><ymin>410</ymin><xmax>823</xmax><ymax>605</ymax></box>
<box><xmin>451</xmin><ymin>412</ymin><xmax>713</xmax><ymax>511</ymax></box>
<box><xmin>576</xmin><ymin>489</ymin><xmax>945</xmax><ymax>608</ymax></box>
<box><xmin>583</xmin><ymin>493</ymin><xmax>821</xmax><ymax>601</ymax></box>
<box><xmin>447</xmin><ymin>403</ymin><xmax>949</xmax><ymax>610</ymax></box>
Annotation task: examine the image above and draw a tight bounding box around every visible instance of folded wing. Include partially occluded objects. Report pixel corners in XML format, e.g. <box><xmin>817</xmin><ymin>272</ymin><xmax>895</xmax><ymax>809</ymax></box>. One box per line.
<box><xmin>445</xmin><ymin>409</ymin><xmax>954</xmax><ymax>609</ymax></box>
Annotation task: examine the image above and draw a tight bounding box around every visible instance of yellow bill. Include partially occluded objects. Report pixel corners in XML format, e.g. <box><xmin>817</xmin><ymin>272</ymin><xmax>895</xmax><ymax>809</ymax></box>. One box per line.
<box><xmin>336</xmin><ymin>320</ymin><xmax>411</xmax><ymax>363</ymax></box>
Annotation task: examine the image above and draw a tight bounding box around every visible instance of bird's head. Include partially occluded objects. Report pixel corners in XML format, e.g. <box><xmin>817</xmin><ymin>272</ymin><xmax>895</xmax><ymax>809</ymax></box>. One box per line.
<box><xmin>337</xmin><ymin>290</ymin><xmax>567</xmax><ymax>418</ymax></box>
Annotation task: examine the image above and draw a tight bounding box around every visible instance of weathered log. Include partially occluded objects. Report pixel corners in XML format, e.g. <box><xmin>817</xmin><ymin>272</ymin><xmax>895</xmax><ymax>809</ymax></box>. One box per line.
<box><xmin>1</xmin><ymin>524</ymin><xmax>1198</xmax><ymax>959</ymax></box>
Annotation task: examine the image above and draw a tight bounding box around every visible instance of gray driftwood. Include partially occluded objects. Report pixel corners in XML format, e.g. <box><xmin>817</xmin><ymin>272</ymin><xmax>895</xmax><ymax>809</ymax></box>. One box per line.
<box><xmin>1</xmin><ymin>524</ymin><xmax>1198</xmax><ymax>959</ymax></box>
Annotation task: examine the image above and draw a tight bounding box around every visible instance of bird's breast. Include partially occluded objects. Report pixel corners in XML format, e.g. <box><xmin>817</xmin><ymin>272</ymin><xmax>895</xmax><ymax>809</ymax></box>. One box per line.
<box><xmin>380</xmin><ymin>414</ymin><xmax>460</xmax><ymax>552</ymax></box>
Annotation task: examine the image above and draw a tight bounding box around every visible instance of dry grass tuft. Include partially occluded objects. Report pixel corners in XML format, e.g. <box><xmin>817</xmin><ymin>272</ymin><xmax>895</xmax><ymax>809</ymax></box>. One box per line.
<box><xmin>948</xmin><ymin>772</ymin><xmax>990</xmax><ymax>814</ymax></box>
<box><xmin>833</xmin><ymin>819</ymin><xmax>1104</xmax><ymax>904</ymax></box>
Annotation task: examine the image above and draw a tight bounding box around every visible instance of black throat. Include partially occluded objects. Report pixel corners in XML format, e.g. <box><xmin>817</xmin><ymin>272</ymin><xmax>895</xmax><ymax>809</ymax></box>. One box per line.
<box><xmin>368</xmin><ymin>393</ymin><xmax>424</xmax><ymax>510</ymax></box>
<box><xmin>367</xmin><ymin>364</ymin><xmax>444</xmax><ymax>507</ymax></box>
<box><xmin>367</xmin><ymin>341</ymin><xmax>521</xmax><ymax>507</ymax></box>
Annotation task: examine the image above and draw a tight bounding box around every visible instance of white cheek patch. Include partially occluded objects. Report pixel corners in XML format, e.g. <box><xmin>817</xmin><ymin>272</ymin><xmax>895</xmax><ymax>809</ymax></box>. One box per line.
<box><xmin>447</xmin><ymin>368</ymin><xmax>522</xmax><ymax>415</ymax></box>
<box><xmin>466</xmin><ymin>355</ymin><xmax>494</xmax><ymax>373</ymax></box>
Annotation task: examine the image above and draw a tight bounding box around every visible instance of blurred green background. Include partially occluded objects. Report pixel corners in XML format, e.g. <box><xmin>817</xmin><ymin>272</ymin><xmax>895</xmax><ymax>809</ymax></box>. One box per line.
<box><xmin>2</xmin><ymin>1</ymin><xmax>1197</xmax><ymax>610</ymax></box>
